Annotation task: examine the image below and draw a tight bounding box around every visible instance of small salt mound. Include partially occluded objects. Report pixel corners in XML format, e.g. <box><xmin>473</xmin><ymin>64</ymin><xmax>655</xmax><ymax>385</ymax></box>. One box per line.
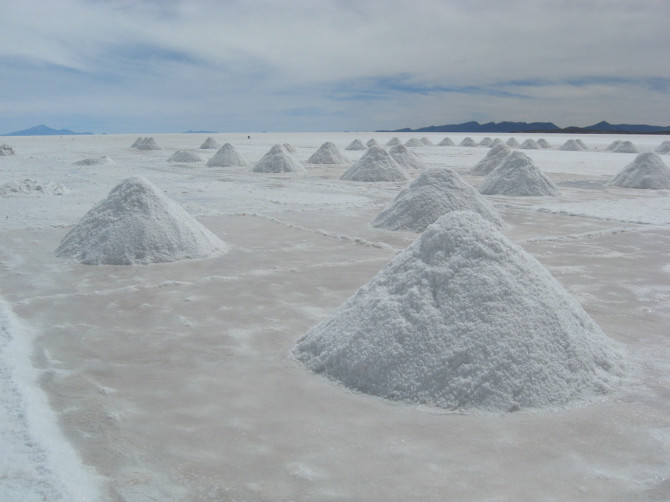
<box><xmin>605</xmin><ymin>140</ymin><xmax>622</xmax><ymax>151</ymax></box>
<box><xmin>131</xmin><ymin>137</ymin><xmax>161</xmax><ymax>150</ymax></box>
<box><xmin>438</xmin><ymin>137</ymin><xmax>455</xmax><ymax>146</ymax></box>
<box><xmin>654</xmin><ymin>140</ymin><xmax>670</xmax><ymax>154</ymax></box>
<box><xmin>405</xmin><ymin>138</ymin><xmax>424</xmax><ymax>147</ymax></box>
<box><xmin>0</xmin><ymin>179</ymin><xmax>66</xmax><ymax>197</ymax></box>
<box><xmin>55</xmin><ymin>176</ymin><xmax>226</xmax><ymax>265</ymax></box>
<box><xmin>489</xmin><ymin>138</ymin><xmax>505</xmax><ymax>147</ymax></box>
<box><xmin>610</xmin><ymin>152</ymin><xmax>670</xmax><ymax>189</ymax></box>
<box><xmin>294</xmin><ymin>211</ymin><xmax>623</xmax><ymax>411</ymax></box>
<box><xmin>537</xmin><ymin>138</ymin><xmax>551</xmax><ymax>148</ymax></box>
<box><xmin>612</xmin><ymin>141</ymin><xmax>639</xmax><ymax>153</ymax></box>
<box><xmin>200</xmin><ymin>137</ymin><xmax>219</xmax><ymax>149</ymax></box>
<box><xmin>206</xmin><ymin>143</ymin><xmax>249</xmax><ymax>167</ymax></box>
<box><xmin>559</xmin><ymin>139</ymin><xmax>585</xmax><ymax>151</ymax></box>
<box><xmin>74</xmin><ymin>156</ymin><xmax>115</xmax><ymax>166</ymax></box>
<box><xmin>519</xmin><ymin>138</ymin><xmax>540</xmax><ymax>149</ymax></box>
<box><xmin>479</xmin><ymin>137</ymin><xmax>493</xmax><ymax>147</ymax></box>
<box><xmin>366</xmin><ymin>138</ymin><xmax>378</xmax><ymax>147</ymax></box>
<box><xmin>459</xmin><ymin>137</ymin><xmax>477</xmax><ymax>147</ymax></box>
<box><xmin>307</xmin><ymin>142</ymin><xmax>350</xmax><ymax>164</ymax></box>
<box><xmin>345</xmin><ymin>139</ymin><xmax>367</xmax><ymax>151</ymax></box>
<box><xmin>252</xmin><ymin>144</ymin><xmax>305</xmax><ymax>173</ymax></box>
<box><xmin>372</xmin><ymin>168</ymin><xmax>504</xmax><ymax>232</ymax></box>
<box><xmin>340</xmin><ymin>146</ymin><xmax>407</xmax><ymax>182</ymax></box>
<box><xmin>167</xmin><ymin>150</ymin><xmax>205</xmax><ymax>163</ymax></box>
<box><xmin>386</xmin><ymin>137</ymin><xmax>402</xmax><ymax>146</ymax></box>
<box><xmin>469</xmin><ymin>144</ymin><xmax>512</xmax><ymax>176</ymax></box>
<box><xmin>506</xmin><ymin>138</ymin><xmax>520</xmax><ymax>148</ymax></box>
<box><xmin>0</xmin><ymin>144</ymin><xmax>16</xmax><ymax>156</ymax></box>
<box><xmin>389</xmin><ymin>144</ymin><xmax>426</xmax><ymax>170</ymax></box>
<box><xmin>420</xmin><ymin>137</ymin><xmax>433</xmax><ymax>146</ymax></box>
<box><xmin>576</xmin><ymin>139</ymin><xmax>588</xmax><ymax>150</ymax></box>
<box><xmin>479</xmin><ymin>151</ymin><xmax>559</xmax><ymax>196</ymax></box>
<box><xmin>283</xmin><ymin>143</ymin><xmax>298</xmax><ymax>154</ymax></box>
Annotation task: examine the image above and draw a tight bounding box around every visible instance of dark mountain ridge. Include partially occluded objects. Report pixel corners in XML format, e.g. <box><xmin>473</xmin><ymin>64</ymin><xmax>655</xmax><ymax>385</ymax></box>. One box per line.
<box><xmin>379</xmin><ymin>120</ymin><xmax>670</xmax><ymax>134</ymax></box>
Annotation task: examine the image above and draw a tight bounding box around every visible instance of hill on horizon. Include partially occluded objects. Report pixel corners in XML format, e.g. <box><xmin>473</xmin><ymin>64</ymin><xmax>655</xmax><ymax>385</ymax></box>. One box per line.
<box><xmin>2</xmin><ymin>124</ymin><xmax>94</xmax><ymax>136</ymax></box>
<box><xmin>379</xmin><ymin>120</ymin><xmax>670</xmax><ymax>134</ymax></box>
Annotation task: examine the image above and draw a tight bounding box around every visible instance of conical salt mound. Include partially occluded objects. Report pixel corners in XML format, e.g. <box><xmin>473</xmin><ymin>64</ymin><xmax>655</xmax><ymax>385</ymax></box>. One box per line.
<box><xmin>537</xmin><ymin>138</ymin><xmax>551</xmax><ymax>148</ymax></box>
<box><xmin>605</xmin><ymin>140</ymin><xmax>622</xmax><ymax>151</ymax></box>
<box><xmin>389</xmin><ymin>144</ymin><xmax>426</xmax><ymax>170</ymax></box>
<box><xmin>420</xmin><ymin>137</ymin><xmax>433</xmax><ymax>146</ymax></box>
<box><xmin>366</xmin><ymin>138</ymin><xmax>378</xmax><ymax>147</ymax></box>
<box><xmin>489</xmin><ymin>138</ymin><xmax>505</xmax><ymax>148</ymax></box>
<box><xmin>283</xmin><ymin>143</ymin><xmax>297</xmax><ymax>154</ymax></box>
<box><xmin>506</xmin><ymin>138</ymin><xmax>520</xmax><ymax>148</ymax></box>
<box><xmin>610</xmin><ymin>152</ymin><xmax>670</xmax><ymax>189</ymax></box>
<box><xmin>438</xmin><ymin>137</ymin><xmax>455</xmax><ymax>146</ymax></box>
<box><xmin>200</xmin><ymin>137</ymin><xmax>219</xmax><ymax>149</ymax></box>
<box><xmin>253</xmin><ymin>144</ymin><xmax>305</xmax><ymax>173</ymax></box>
<box><xmin>345</xmin><ymin>139</ymin><xmax>367</xmax><ymax>151</ymax></box>
<box><xmin>469</xmin><ymin>144</ymin><xmax>512</xmax><ymax>176</ymax></box>
<box><xmin>479</xmin><ymin>151</ymin><xmax>559</xmax><ymax>196</ymax></box>
<box><xmin>372</xmin><ymin>169</ymin><xmax>504</xmax><ymax>232</ymax></box>
<box><xmin>479</xmin><ymin>137</ymin><xmax>493</xmax><ymax>147</ymax></box>
<box><xmin>340</xmin><ymin>146</ymin><xmax>407</xmax><ymax>182</ymax></box>
<box><xmin>168</xmin><ymin>150</ymin><xmax>205</xmax><ymax>163</ymax></box>
<box><xmin>405</xmin><ymin>138</ymin><xmax>424</xmax><ymax>147</ymax></box>
<box><xmin>207</xmin><ymin>143</ymin><xmax>249</xmax><ymax>167</ymax></box>
<box><xmin>459</xmin><ymin>137</ymin><xmax>477</xmax><ymax>147</ymax></box>
<box><xmin>612</xmin><ymin>141</ymin><xmax>638</xmax><ymax>153</ymax></box>
<box><xmin>654</xmin><ymin>140</ymin><xmax>670</xmax><ymax>154</ymax></box>
<box><xmin>75</xmin><ymin>156</ymin><xmax>116</xmax><ymax>166</ymax></box>
<box><xmin>307</xmin><ymin>141</ymin><xmax>350</xmax><ymax>164</ymax></box>
<box><xmin>519</xmin><ymin>138</ymin><xmax>540</xmax><ymax>149</ymax></box>
<box><xmin>386</xmin><ymin>137</ymin><xmax>402</xmax><ymax>146</ymax></box>
<box><xmin>55</xmin><ymin>176</ymin><xmax>227</xmax><ymax>265</ymax></box>
<box><xmin>294</xmin><ymin>211</ymin><xmax>623</xmax><ymax>411</ymax></box>
<box><xmin>131</xmin><ymin>137</ymin><xmax>161</xmax><ymax>150</ymax></box>
<box><xmin>576</xmin><ymin>139</ymin><xmax>588</xmax><ymax>150</ymax></box>
<box><xmin>0</xmin><ymin>144</ymin><xmax>16</xmax><ymax>156</ymax></box>
<box><xmin>559</xmin><ymin>139</ymin><xmax>585</xmax><ymax>151</ymax></box>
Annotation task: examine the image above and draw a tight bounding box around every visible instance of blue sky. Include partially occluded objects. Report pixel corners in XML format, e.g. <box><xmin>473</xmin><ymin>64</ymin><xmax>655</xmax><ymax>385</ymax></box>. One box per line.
<box><xmin>1</xmin><ymin>0</ymin><xmax>669</xmax><ymax>133</ymax></box>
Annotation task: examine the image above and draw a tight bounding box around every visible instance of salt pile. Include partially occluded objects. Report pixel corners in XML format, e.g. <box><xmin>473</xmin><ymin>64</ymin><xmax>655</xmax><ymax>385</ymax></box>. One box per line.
<box><xmin>469</xmin><ymin>144</ymin><xmax>512</xmax><ymax>176</ymax></box>
<box><xmin>252</xmin><ymin>144</ymin><xmax>305</xmax><ymax>173</ymax></box>
<box><xmin>610</xmin><ymin>152</ymin><xmax>670</xmax><ymax>189</ymax></box>
<box><xmin>405</xmin><ymin>138</ymin><xmax>424</xmax><ymax>147</ymax></box>
<box><xmin>612</xmin><ymin>141</ymin><xmax>639</xmax><ymax>153</ymax></box>
<box><xmin>307</xmin><ymin>142</ymin><xmax>350</xmax><ymax>164</ymax></box>
<box><xmin>206</xmin><ymin>143</ymin><xmax>249</xmax><ymax>167</ymax></box>
<box><xmin>366</xmin><ymin>139</ymin><xmax>378</xmax><ymax>147</ymax></box>
<box><xmin>386</xmin><ymin>137</ymin><xmax>402</xmax><ymax>146</ymax></box>
<box><xmin>459</xmin><ymin>137</ymin><xmax>477</xmax><ymax>147</ymax></box>
<box><xmin>167</xmin><ymin>150</ymin><xmax>205</xmax><ymax>163</ymax></box>
<box><xmin>199</xmin><ymin>137</ymin><xmax>219</xmax><ymax>149</ymax></box>
<box><xmin>0</xmin><ymin>179</ymin><xmax>66</xmax><ymax>197</ymax></box>
<box><xmin>438</xmin><ymin>137</ymin><xmax>455</xmax><ymax>146</ymax></box>
<box><xmin>389</xmin><ymin>144</ymin><xmax>426</xmax><ymax>170</ymax></box>
<box><xmin>420</xmin><ymin>137</ymin><xmax>433</xmax><ymax>146</ymax></box>
<box><xmin>283</xmin><ymin>143</ymin><xmax>298</xmax><ymax>154</ymax></box>
<box><xmin>576</xmin><ymin>139</ymin><xmax>588</xmax><ymax>150</ymax></box>
<box><xmin>294</xmin><ymin>211</ymin><xmax>623</xmax><ymax>411</ymax></box>
<box><xmin>559</xmin><ymin>139</ymin><xmax>585</xmax><ymax>151</ymax></box>
<box><xmin>340</xmin><ymin>145</ymin><xmax>407</xmax><ymax>182</ymax></box>
<box><xmin>519</xmin><ymin>138</ymin><xmax>540</xmax><ymax>149</ymax></box>
<box><xmin>605</xmin><ymin>140</ymin><xmax>622</xmax><ymax>151</ymax></box>
<box><xmin>74</xmin><ymin>156</ymin><xmax>115</xmax><ymax>166</ymax></box>
<box><xmin>55</xmin><ymin>176</ymin><xmax>226</xmax><ymax>265</ymax></box>
<box><xmin>345</xmin><ymin>139</ymin><xmax>367</xmax><ymax>151</ymax></box>
<box><xmin>479</xmin><ymin>151</ymin><xmax>560</xmax><ymax>196</ymax></box>
<box><xmin>655</xmin><ymin>140</ymin><xmax>670</xmax><ymax>154</ymax></box>
<box><xmin>489</xmin><ymin>138</ymin><xmax>505</xmax><ymax>147</ymax></box>
<box><xmin>506</xmin><ymin>138</ymin><xmax>520</xmax><ymax>148</ymax></box>
<box><xmin>479</xmin><ymin>137</ymin><xmax>493</xmax><ymax>147</ymax></box>
<box><xmin>0</xmin><ymin>143</ymin><xmax>16</xmax><ymax>156</ymax></box>
<box><xmin>372</xmin><ymin>169</ymin><xmax>504</xmax><ymax>232</ymax></box>
<box><xmin>130</xmin><ymin>137</ymin><xmax>161</xmax><ymax>150</ymax></box>
<box><xmin>537</xmin><ymin>138</ymin><xmax>551</xmax><ymax>148</ymax></box>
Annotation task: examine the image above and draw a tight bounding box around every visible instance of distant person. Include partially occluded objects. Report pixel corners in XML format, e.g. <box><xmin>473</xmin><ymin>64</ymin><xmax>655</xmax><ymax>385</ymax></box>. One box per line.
<box><xmin>248</xmin><ymin>135</ymin><xmax>251</xmax><ymax>140</ymax></box>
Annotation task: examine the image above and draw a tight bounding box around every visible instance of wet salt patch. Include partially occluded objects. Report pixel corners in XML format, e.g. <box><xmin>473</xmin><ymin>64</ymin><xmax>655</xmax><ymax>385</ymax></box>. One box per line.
<box><xmin>535</xmin><ymin>196</ymin><xmax>670</xmax><ymax>225</ymax></box>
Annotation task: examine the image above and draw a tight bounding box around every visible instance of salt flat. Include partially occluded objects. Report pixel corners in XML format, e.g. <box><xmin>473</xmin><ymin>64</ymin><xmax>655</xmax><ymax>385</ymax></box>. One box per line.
<box><xmin>1</xmin><ymin>132</ymin><xmax>669</xmax><ymax>500</ymax></box>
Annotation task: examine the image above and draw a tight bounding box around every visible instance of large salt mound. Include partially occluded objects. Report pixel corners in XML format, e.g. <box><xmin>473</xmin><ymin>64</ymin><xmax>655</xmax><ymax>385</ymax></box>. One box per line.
<box><xmin>372</xmin><ymin>169</ymin><xmax>504</xmax><ymax>232</ymax></box>
<box><xmin>610</xmin><ymin>152</ymin><xmax>670</xmax><ymax>189</ymax></box>
<box><xmin>389</xmin><ymin>144</ymin><xmax>426</xmax><ymax>170</ymax></box>
<box><xmin>519</xmin><ymin>138</ymin><xmax>540</xmax><ymax>149</ymax></box>
<box><xmin>405</xmin><ymin>138</ymin><xmax>424</xmax><ymax>147</ymax></box>
<box><xmin>605</xmin><ymin>140</ymin><xmax>622</xmax><ymax>151</ymax></box>
<box><xmin>307</xmin><ymin>141</ymin><xmax>350</xmax><ymax>164</ymax></box>
<box><xmin>612</xmin><ymin>140</ymin><xmax>639</xmax><ymax>153</ymax></box>
<box><xmin>479</xmin><ymin>137</ymin><xmax>493</xmax><ymax>147</ymax></box>
<box><xmin>131</xmin><ymin>137</ymin><xmax>161</xmax><ymax>150</ymax></box>
<box><xmin>0</xmin><ymin>144</ymin><xmax>16</xmax><ymax>156</ymax></box>
<box><xmin>366</xmin><ymin>138</ymin><xmax>378</xmax><ymax>147</ymax></box>
<box><xmin>386</xmin><ymin>137</ymin><xmax>402</xmax><ymax>146</ymax></box>
<box><xmin>252</xmin><ymin>144</ymin><xmax>305</xmax><ymax>173</ymax></box>
<box><xmin>74</xmin><ymin>156</ymin><xmax>115</xmax><ymax>166</ymax></box>
<box><xmin>420</xmin><ymin>137</ymin><xmax>433</xmax><ymax>146</ymax></box>
<box><xmin>55</xmin><ymin>176</ymin><xmax>226</xmax><ymax>265</ymax></box>
<box><xmin>200</xmin><ymin>137</ymin><xmax>219</xmax><ymax>149</ymax></box>
<box><xmin>345</xmin><ymin>139</ymin><xmax>367</xmax><ymax>151</ymax></box>
<box><xmin>479</xmin><ymin>151</ymin><xmax>559</xmax><ymax>196</ymax></box>
<box><xmin>469</xmin><ymin>144</ymin><xmax>512</xmax><ymax>176</ymax></box>
<box><xmin>506</xmin><ymin>138</ymin><xmax>520</xmax><ymax>148</ymax></box>
<box><xmin>294</xmin><ymin>211</ymin><xmax>623</xmax><ymax>411</ymax></box>
<box><xmin>340</xmin><ymin>146</ymin><xmax>407</xmax><ymax>182</ymax></box>
<box><xmin>167</xmin><ymin>150</ymin><xmax>205</xmax><ymax>163</ymax></box>
<box><xmin>559</xmin><ymin>139</ymin><xmax>585</xmax><ymax>151</ymax></box>
<box><xmin>655</xmin><ymin>140</ymin><xmax>670</xmax><ymax>154</ymax></box>
<box><xmin>459</xmin><ymin>137</ymin><xmax>477</xmax><ymax>147</ymax></box>
<box><xmin>438</xmin><ymin>137</ymin><xmax>455</xmax><ymax>146</ymax></box>
<box><xmin>537</xmin><ymin>138</ymin><xmax>551</xmax><ymax>148</ymax></box>
<box><xmin>207</xmin><ymin>143</ymin><xmax>249</xmax><ymax>167</ymax></box>
<box><xmin>1</xmin><ymin>179</ymin><xmax>66</xmax><ymax>197</ymax></box>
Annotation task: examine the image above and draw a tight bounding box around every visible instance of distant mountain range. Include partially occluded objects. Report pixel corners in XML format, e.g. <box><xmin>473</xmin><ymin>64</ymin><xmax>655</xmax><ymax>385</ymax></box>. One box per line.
<box><xmin>379</xmin><ymin>120</ymin><xmax>670</xmax><ymax>134</ymax></box>
<box><xmin>2</xmin><ymin>124</ymin><xmax>94</xmax><ymax>136</ymax></box>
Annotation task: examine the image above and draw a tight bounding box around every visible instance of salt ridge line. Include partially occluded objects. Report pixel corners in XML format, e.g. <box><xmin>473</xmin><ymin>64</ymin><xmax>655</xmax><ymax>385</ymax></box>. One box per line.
<box><xmin>516</xmin><ymin>226</ymin><xmax>634</xmax><ymax>244</ymax></box>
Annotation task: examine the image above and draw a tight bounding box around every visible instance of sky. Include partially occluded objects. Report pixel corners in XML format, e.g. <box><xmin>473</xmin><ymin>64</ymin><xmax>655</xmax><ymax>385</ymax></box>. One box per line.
<box><xmin>0</xmin><ymin>0</ymin><xmax>669</xmax><ymax>134</ymax></box>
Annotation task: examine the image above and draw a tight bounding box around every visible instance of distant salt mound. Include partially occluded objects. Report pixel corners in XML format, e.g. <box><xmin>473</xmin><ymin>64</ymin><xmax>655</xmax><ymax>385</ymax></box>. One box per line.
<box><xmin>345</xmin><ymin>139</ymin><xmax>367</xmax><ymax>151</ymax></box>
<box><xmin>612</xmin><ymin>141</ymin><xmax>639</xmax><ymax>153</ymax></box>
<box><xmin>389</xmin><ymin>144</ymin><xmax>426</xmax><ymax>170</ymax></box>
<box><xmin>207</xmin><ymin>143</ymin><xmax>249</xmax><ymax>167</ymax></box>
<box><xmin>307</xmin><ymin>141</ymin><xmax>350</xmax><ymax>164</ymax></box>
<box><xmin>294</xmin><ymin>211</ymin><xmax>623</xmax><ymax>411</ymax></box>
<box><xmin>131</xmin><ymin>137</ymin><xmax>161</xmax><ymax>150</ymax></box>
<box><xmin>605</xmin><ymin>140</ymin><xmax>622</xmax><ymax>151</ymax></box>
<box><xmin>576</xmin><ymin>139</ymin><xmax>588</xmax><ymax>150</ymax></box>
<box><xmin>654</xmin><ymin>140</ymin><xmax>670</xmax><ymax>154</ymax></box>
<box><xmin>559</xmin><ymin>139</ymin><xmax>585</xmax><ymax>151</ymax></box>
<box><xmin>168</xmin><ymin>150</ymin><xmax>205</xmax><ymax>163</ymax></box>
<box><xmin>0</xmin><ymin>179</ymin><xmax>66</xmax><ymax>197</ymax></box>
<box><xmin>519</xmin><ymin>138</ymin><xmax>540</xmax><ymax>149</ymax></box>
<box><xmin>479</xmin><ymin>137</ymin><xmax>493</xmax><ymax>147</ymax></box>
<box><xmin>253</xmin><ymin>144</ymin><xmax>305</xmax><ymax>173</ymax></box>
<box><xmin>0</xmin><ymin>144</ymin><xmax>16</xmax><ymax>156</ymax></box>
<box><xmin>438</xmin><ymin>137</ymin><xmax>455</xmax><ymax>146</ymax></box>
<box><xmin>479</xmin><ymin>151</ymin><xmax>559</xmax><ymax>196</ymax></box>
<box><xmin>199</xmin><ymin>137</ymin><xmax>219</xmax><ymax>149</ymax></box>
<box><xmin>489</xmin><ymin>138</ymin><xmax>505</xmax><ymax>148</ymax></box>
<box><xmin>459</xmin><ymin>137</ymin><xmax>477</xmax><ymax>147</ymax></box>
<box><xmin>74</xmin><ymin>156</ymin><xmax>115</xmax><ymax>166</ymax></box>
<box><xmin>405</xmin><ymin>138</ymin><xmax>424</xmax><ymax>147</ymax></box>
<box><xmin>537</xmin><ymin>138</ymin><xmax>551</xmax><ymax>148</ymax></box>
<box><xmin>283</xmin><ymin>143</ymin><xmax>297</xmax><ymax>154</ymax></box>
<box><xmin>420</xmin><ymin>137</ymin><xmax>433</xmax><ymax>146</ymax></box>
<box><xmin>386</xmin><ymin>137</ymin><xmax>402</xmax><ymax>146</ymax></box>
<box><xmin>341</xmin><ymin>146</ymin><xmax>407</xmax><ymax>182</ymax></box>
<box><xmin>506</xmin><ymin>138</ymin><xmax>520</xmax><ymax>148</ymax></box>
<box><xmin>469</xmin><ymin>144</ymin><xmax>512</xmax><ymax>176</ymax></box>
<box><xmin>372</xmin><ymin>169</ymin><xmax>504</xmax><ymax>232</ymax></box>
<box><xmin>610</xmin><ymin>152</ymin><xmax>670</xmax><ymax>189</ymax></box>
<box><xmin>366</xmin><ymin>138</ymin><xmax>378</xmax><ymax>147</ymax></box>
<box><xmin>55</xmin><ymin>176</ymin><xmax>226</xmax><ymax>265</ymax></box>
